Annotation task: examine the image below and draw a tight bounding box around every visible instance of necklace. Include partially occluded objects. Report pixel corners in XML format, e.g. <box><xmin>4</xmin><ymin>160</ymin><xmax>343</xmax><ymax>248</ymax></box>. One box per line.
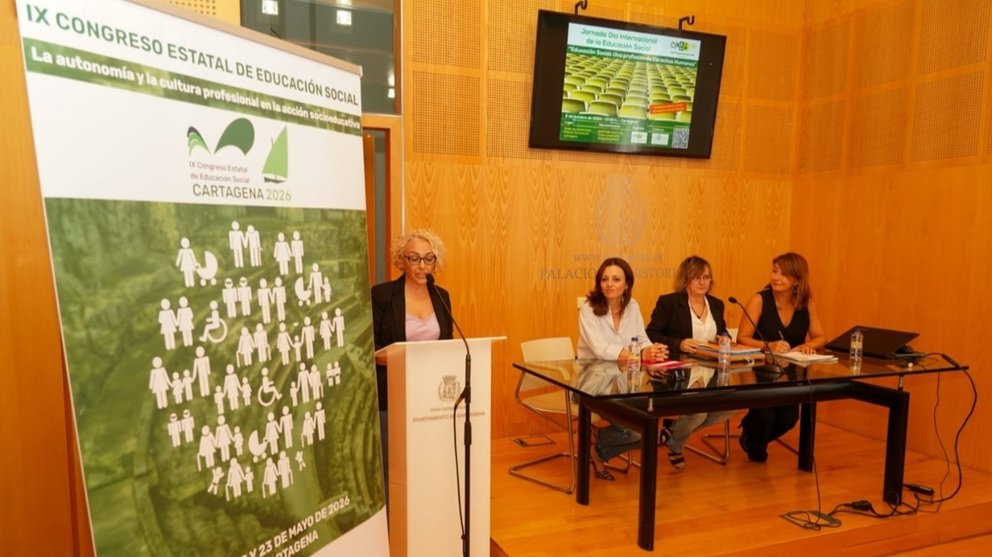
<box><xmin>689</xmin><ymin>298</ymin><xmax>706</xmax><ymax>319</ymax></box>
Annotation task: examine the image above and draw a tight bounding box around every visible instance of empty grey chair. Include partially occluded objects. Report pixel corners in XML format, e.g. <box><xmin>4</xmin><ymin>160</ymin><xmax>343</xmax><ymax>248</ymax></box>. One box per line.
<box><xmin>509</xmin><ymin>337</ymin><xmax>578</xmax><ymax>493</ymax></box>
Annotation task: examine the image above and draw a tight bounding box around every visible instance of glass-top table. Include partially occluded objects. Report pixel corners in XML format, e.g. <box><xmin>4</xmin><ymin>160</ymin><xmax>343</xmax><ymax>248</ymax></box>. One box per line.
<box><xmin>514</xmin><ymin>354</ymin><xmax>962</xmax><ymax>400</ymax></box>
<box><xmin>512</xmin><ymin>354</ymin><xmax>967</xmax><ymax>551</ymax></box>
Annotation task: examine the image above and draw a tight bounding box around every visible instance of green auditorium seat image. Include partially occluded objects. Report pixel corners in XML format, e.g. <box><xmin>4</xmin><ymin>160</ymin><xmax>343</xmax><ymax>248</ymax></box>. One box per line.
<box><xmin>586</xmin><ymin>101</ymin><xmax>618</xmax><ymax>116</ymax></box>
<box><xmin>605</xmin><ymin>87</ymin><xmax>627</xmax><ymax>100</ymax></box>
<box><xmin>580</xmin><ymin>84</ymin><xmax>603</xmax><ymax>96</ymax></box>
<box><xmin>562</xmin><ymin>98</ymin><xmax>586</xmax><ymax>113</ymax></box>
<box><xmin>598</xmin><ymin>93</ymin><xmax>623</xmax><ymax>107</ymax></box>
<box><xmin>619</xmin><ymin>105</ymin><xmax>647</xmax><ymax>119</ymax></box>
<box><xmin>624</xmin><ymin>95</ymin><xmax>648</xmax><ymax>108</ymax></box>
<box><xmin>570</xmin><ymin>90</ymin><xmax>595</xmax><ymax>102</ymax></box>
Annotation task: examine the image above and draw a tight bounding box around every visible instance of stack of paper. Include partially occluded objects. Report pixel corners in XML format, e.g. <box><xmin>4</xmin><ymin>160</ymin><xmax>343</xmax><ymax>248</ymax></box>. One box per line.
<box><xmin>776</xmin><ymin>351</ymin><xmax>838</xmax><ymax>364</ymax></box>
<box><xmin>695</xmin><ymin>342</ymin><xmax>763</xmax><ymax>361</ymax></box>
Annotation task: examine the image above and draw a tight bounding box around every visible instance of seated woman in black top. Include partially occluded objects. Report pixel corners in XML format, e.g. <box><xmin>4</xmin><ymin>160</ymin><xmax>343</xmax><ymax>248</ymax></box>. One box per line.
<box><xmin>645</xmin><ymin>255</ymin><xmax>735</xmax><ymax>470</ymax></box>
<box><xmin>736</xmin><ymin>252</ymin><xmax>827</xmax><ymax>462</ymax></box>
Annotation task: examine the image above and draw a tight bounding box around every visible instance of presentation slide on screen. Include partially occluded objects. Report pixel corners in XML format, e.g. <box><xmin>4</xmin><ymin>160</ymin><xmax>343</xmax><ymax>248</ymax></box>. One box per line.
<box><xmin>16</xmin><ymin>1</ymin><xmax>388</xmax><ymax>556</ymax></box>
<box><xmin>560</xmin><ymin>23</ymin><xmax>702</xmax><ymax>149</ymax></box>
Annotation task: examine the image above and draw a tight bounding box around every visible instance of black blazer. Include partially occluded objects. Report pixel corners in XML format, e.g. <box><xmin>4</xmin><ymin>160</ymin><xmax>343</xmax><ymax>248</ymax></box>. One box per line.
<box><xmin>645</xmin><ymin>292</ymin><xmax>727</xmax><ymax>359</ymax></box>
<box><xmin>370</xmin><ymin>274</ymin><xmax>453</xmax><ymax>410</ymax></box>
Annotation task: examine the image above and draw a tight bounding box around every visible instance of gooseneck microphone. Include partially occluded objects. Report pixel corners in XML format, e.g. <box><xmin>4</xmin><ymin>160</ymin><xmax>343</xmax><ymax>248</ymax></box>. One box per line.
<box><xmin>728</xmin><ymin>296</ymin><xmax>783</xmax><ymax>375</ymax></box>
<box><xmin>426</xmin><ymin>273</ymin><xmax>472</xmax><ymax>557</ymax></box>
<box><xmin>427</xmin><ymin>273</ymin><xmax>471</xmax><ymax>391</ymax></box>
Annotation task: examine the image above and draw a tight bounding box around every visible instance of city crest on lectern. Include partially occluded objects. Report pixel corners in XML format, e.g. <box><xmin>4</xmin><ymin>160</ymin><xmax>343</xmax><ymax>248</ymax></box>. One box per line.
<box><xmin>438</xmin><ymin>374</ymin><xmax>460</xmax><ymax>402</ymax></box>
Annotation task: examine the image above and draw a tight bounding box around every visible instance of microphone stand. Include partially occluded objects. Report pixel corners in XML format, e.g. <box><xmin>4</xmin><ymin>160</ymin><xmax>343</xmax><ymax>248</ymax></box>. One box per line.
<box><xmin>728</xmin><ymin>296</ymin><xmax>782</xmax><ymax>375</ymax></box>
<box><xmin>428</xmin><ymin>274</ymin><xmax>472</xmax><ymax>557</ymax></box>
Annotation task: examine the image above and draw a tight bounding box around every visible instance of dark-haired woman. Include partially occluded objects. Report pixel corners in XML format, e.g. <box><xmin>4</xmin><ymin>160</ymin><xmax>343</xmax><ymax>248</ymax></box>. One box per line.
<box><xmin>578</xmin><ymin>257</ymin><xmax>668</xmax><ymax>479</ymax></box>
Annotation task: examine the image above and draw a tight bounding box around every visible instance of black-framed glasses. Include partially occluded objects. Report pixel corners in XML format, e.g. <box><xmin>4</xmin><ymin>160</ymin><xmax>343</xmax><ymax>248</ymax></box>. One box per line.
<box><xmin>403</xmin><ymin>253</ymin><xmax>437</xmax><ymax>265</ymax></box>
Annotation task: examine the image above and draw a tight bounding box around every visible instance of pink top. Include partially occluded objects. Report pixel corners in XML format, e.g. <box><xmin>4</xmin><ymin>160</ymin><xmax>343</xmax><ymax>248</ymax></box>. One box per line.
<box><xmin>405</xmin><ymin>313</ymin><xmax>441</xmax><ymax>342</ymax></box>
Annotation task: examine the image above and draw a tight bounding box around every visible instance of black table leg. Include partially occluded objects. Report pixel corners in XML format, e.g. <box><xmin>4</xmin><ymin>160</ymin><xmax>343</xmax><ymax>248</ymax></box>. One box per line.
<box><xmin>849</xmin><ymin>381</ymin><xmax>912</xmax><ymax>506</ymax></box>
<box><xmin>883</xmin><ymin>389</ymin><xmax>910</xmax><ymax>505</ymax></box>
<box><xmin>797</xmin><ymin>402</ymin><xmax>817</xmax><ymax>472</ymax></box>
<box><xmin>637</xmin><ymin>417</ymin><xmax>659</xmax><ymax>551</ymax></box>
<box><xmin>577</xmin><ymin>400</ymin><xmax>592</xmax><ymax>505</ymax></box>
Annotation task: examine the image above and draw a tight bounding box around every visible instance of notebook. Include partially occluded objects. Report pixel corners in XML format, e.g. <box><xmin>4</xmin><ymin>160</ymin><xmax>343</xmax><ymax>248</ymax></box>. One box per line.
<box><xmin>825</xmin><ymin>326</ymin><xmax>919</xmax><ymax>359</ymax></box>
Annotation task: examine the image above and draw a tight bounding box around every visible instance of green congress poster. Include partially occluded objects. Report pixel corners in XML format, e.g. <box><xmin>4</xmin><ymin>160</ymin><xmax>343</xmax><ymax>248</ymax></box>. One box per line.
<box><xmin>16</xmin><ymin>0</ymin><xmax>388</xmax><ymax>555</ymax></box>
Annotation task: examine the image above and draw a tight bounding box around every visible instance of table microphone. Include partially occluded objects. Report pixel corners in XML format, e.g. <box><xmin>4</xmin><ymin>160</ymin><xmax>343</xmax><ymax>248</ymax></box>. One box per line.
<box><xmin>728</xmin><ymin>296</ymin><xmax>782</xmax><ymax>375</ymax></box>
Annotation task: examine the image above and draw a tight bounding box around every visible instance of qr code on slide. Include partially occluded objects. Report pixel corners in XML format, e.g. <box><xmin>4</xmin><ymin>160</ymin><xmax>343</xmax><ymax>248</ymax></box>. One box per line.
<box><xmin>672</xmin><ymin>128</ymin><xmax>689</xmax><ymax>148</ymax></box>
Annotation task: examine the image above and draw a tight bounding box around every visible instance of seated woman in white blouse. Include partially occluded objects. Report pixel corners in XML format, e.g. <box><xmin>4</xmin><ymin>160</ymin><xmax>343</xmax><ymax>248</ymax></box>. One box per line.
<box><xmin>578</xmin><ymin>257</ymin><xmax>668</xmax><ymax>480</ymax></box>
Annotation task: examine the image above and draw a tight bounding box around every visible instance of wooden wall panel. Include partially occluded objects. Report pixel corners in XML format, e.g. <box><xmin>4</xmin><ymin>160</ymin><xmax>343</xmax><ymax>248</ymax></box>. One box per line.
<box><xmin>804</xmin><ymin>19</ymin><xmax>851</xmax><ymax>98</ymax></box>
<box><xmin>798</xmin><ymin>99</ymin><xmax>846</xmax><ymax>172</ymax></box>
<box><xmin>486</xmin><ymin>77</ymin><xmax>551</xmax><ymax>160</ymax></box>
<box><xmin>848</xmin><ymin>86</ymin><xmax>909</xmax><ymax>168</ymax></box>
<box><xmin>487</xmin><ymin>0</ymin><xmax>555</xmax><ymax>74</ymax></box>
<box><xmin>794</xmin><ymin>0</ymin><xmax>992</xmax><ymax>471</ymax></box>
<box><xmin>411</xmin><ymin>0</ymin><xmax>481</xmax><ymax>67</ymax></box>
<box><xmin>918</xmin><ymin>0</ymin><xmax>991</xmax><ymax>74</ymax></box>
<box><xmin>747</xmin><ymin>30</ymin><xmax>801</xmax><ymax>101</ymax></box>
<box><xmin>852</xmin><ymin>0</ymin><xmax>914</xmax><ymax>89</ymax></box>
<box><xmin>412</xmin><ymin>71</ymin><xmax>482</xmax><ymax>156</ymax></box>
<box><xmin>741</xmin><ymin>104</ymin><xmax>795</xmax><ymax>173</ymax></box>
<box><xmin>911</xmin><ymin>71</ymin><xmax>985</xmax><ymax>162</ymax></box>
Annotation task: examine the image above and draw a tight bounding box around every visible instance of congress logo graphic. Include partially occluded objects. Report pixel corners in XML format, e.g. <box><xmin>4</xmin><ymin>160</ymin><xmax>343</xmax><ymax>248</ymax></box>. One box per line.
<box><xmin>187</xmin><ymin>117</ymin><xmax>289</xmax><ymax>184</ymax></box>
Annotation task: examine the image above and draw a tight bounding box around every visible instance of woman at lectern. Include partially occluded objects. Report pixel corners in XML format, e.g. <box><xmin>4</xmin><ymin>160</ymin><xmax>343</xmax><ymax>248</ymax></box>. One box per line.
<box><xmin>645</xmin><ymin>255</ymin><xmax>737</xmax><ymax>471</ymax></box>
<box><xmin>578</xmin><ymin>257</ymin><xmax>668</xmax><ymax>480</ymax></box>
<box><xmin>736</xmin><ymin>252</ymin><xmax>827</xmax><ymax>462</ymax></box>
<box><xmin>371</xmin><ymin>229</ymin><xmax>454</xmax><ymax>496</ymax></box>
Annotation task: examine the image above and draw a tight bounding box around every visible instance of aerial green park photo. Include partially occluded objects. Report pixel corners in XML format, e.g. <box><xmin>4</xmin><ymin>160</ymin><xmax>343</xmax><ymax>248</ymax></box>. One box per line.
<box><xmin>46</xmin><ymin>198</ymin><xmax>382</xmax><ymax>556</ymax></box>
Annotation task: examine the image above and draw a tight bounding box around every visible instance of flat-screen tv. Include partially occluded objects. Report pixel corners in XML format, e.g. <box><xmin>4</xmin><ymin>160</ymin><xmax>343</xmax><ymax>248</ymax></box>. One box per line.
<box><xmin>529</xmin><ymin>10</ymin><xmax>727</xmax><ymax>159</ymax></box>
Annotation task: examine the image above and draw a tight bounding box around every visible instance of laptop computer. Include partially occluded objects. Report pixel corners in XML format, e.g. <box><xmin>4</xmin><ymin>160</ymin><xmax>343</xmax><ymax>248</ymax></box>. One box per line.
<box><xmin>826</xmin><ymin>326</ymin><xmax>919</xmax><ymax>359</ymax></box>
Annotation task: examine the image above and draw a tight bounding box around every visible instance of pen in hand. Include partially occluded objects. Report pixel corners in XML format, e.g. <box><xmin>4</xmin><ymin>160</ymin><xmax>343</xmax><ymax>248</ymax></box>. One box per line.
<box><xmin>778</xmin><ymin>330</ymin><xmax>788</xmax><ymax>353</ymax></box>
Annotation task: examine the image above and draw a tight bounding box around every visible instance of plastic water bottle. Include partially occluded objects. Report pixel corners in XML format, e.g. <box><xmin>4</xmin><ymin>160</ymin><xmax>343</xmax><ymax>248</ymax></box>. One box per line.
<box><xmin>850</xmin><ymin>329</ymin><xmax>863</xmax><ymax>366</ymax></box>
<box><xmin>717</xmin><ymin>333</ymin><xmax>731</xmax><ymax>370</ymax></box>
<box><xmin>627</xmin><ymin>336</ymin><xmax>642</xmax><ymax>373</ymax></box>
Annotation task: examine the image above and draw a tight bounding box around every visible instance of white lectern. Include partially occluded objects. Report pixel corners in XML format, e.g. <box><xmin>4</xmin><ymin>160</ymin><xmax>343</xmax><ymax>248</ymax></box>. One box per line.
<box><xmin>376</xmin><ymin>337</ymin><xmax>505</xmax><ymax>557</ymax></box>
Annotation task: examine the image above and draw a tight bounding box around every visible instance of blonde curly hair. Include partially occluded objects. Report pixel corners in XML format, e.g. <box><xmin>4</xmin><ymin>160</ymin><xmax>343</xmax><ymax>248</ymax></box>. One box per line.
<box><xmin>390</xmin><ymin>229</ymin><xmax>446</xmax><ymax>272</ymax></box>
